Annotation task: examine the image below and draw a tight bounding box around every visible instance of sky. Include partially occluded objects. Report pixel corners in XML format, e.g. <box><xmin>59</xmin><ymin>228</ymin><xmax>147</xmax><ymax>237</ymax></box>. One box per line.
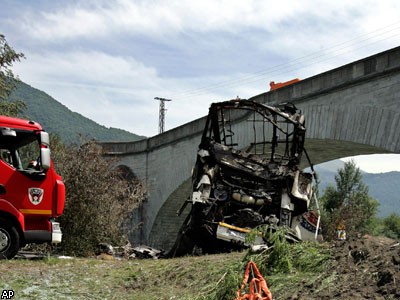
<box><xmin>341</xmin><ymin>154</ymin><xmax>400</xmax><ymax>173</ymax></box>
<box><xmin>1</xmin><ymin>0</ymin><xmax>400</xmax><ymax>172</ymax></box>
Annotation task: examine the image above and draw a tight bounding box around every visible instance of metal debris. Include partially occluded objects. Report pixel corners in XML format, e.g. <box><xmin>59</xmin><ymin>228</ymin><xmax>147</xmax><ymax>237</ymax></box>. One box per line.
<box><xmin>97</xmin><ymin>242</ymin><xmax>165</xmax><ymax>259</ymax></box>
<box><xmin>129</xmin><ymin>245</ymin><xmax>164</xmax><ymax>259</ymax></box>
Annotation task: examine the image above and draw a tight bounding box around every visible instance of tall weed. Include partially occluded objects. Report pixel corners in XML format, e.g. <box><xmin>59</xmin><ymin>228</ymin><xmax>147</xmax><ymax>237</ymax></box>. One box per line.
<box><xmin>203</xmin><ymin>228</ymin><xmax>332</xmax><ymax>300</ymax></box>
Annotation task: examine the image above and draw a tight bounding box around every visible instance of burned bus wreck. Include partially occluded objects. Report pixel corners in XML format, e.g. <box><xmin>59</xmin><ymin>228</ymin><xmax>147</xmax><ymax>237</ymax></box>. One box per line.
<box><xmin>171</xmin><ymin>99</ymin><xmax>320</xmax><ymax>256</ymax></box>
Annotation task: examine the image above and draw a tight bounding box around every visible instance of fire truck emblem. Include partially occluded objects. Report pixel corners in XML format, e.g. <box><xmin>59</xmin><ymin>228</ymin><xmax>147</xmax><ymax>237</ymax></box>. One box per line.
<box><xmin>28</xmin><ymin>188</ymin><xmax>44</xmax><ymax>205</ymax></box>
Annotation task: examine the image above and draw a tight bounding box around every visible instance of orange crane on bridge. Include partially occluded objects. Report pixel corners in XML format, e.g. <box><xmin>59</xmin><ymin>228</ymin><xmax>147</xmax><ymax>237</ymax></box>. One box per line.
<box><xmin>269</xmin><ymin>78</ymin><xmax>300</xmax><ymax>91</ymax></box>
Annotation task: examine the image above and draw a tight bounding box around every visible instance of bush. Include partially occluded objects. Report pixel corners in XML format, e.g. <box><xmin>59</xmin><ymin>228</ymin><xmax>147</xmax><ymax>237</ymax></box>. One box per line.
<box><xmin>205</xmin><ymin>228</ymin><xmax>331</xmax><ymax>300</ymax></box>
<box><xmin>53</xmin><ymin>139</ymin><xmax>145</xmax><ymax>256</ymax></box>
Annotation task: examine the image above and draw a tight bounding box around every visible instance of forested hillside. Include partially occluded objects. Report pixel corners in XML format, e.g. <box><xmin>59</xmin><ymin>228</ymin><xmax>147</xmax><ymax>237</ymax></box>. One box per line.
<box><xmin>363</xmin><ymin>171</ymin><xmax>400</xmax><ymax>218</ymax></box>
<box><xmin>8</xmin><ymin>81</ymin><xmax>145</xmax><ymax>144</ymax></box>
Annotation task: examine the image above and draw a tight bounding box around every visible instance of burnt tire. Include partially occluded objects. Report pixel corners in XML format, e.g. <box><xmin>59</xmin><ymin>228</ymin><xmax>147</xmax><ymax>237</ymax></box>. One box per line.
<box><xmin>0</xmin><ymin>218</ymin><xmax>20</xmax><ymax>260</ymax></box>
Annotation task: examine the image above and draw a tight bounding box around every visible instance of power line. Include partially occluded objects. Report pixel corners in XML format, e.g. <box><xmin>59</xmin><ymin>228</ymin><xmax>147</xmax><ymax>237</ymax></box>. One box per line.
<box><xmin>166</xmin><ymin>22</ymin><xmax>400</xmax><ymax>100</ymax></box>
<box><xmin>154</xmin><ymin>97</ymin><xmax>172</xmax><ymax>134</ymax></box>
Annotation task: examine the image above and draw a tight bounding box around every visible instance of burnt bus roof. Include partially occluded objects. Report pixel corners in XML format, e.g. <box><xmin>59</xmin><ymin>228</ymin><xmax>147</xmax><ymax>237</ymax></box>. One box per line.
<box><xmin>201</xmin><ymin>99</ymin><xmax>306</xmax><ymax>146</ymax></box>
<box><xmin>207</xmin><ymin>99</ymin><xmax>304</xmax><ymax>124</ymax></box>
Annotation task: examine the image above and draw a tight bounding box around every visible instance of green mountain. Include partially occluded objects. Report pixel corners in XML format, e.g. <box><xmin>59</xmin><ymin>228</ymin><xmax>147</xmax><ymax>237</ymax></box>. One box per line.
<box><xmin>8</xmin><ymin>81</ymin><xmax>145</xmax><ymax>144</ymax></box>
<box><xmin>363</xmin><ymin>172</ymin><xmax>400</xmax><ymax>218</ymax></box>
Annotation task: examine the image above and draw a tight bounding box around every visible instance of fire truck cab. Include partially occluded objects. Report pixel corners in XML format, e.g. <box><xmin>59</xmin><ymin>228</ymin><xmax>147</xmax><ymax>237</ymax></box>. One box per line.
<box><xmin>0</xmin><ymin>115</ymin><xmax>65</xmax><ymax>259</ymax></box>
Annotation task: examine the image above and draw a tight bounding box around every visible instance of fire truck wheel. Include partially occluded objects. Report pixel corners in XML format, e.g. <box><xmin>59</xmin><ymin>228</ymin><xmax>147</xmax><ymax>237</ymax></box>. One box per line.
<box><xmin>0</xmin><ymin>218</ymin><xmax>20</xmax><ymax>260</ymax></box>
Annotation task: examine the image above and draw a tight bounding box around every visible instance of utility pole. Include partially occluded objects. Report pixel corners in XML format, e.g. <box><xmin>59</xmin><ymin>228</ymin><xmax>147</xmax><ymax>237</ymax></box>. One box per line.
<box><xmin>154</xmin><ymin>97</ymin><xmax>172</xmax><ymax>134</ymax></box>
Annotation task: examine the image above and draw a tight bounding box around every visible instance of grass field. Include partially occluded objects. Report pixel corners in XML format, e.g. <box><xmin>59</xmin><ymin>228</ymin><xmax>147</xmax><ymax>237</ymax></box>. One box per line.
<box><xmin>0</xmin><ymin>252</ymin><xmax>247</xmax><ymax>300</ymax></box>
<box><xmin>0</xmin><ymin>247</ymin><xmax>329</xmax><ymax>300</ymax></box>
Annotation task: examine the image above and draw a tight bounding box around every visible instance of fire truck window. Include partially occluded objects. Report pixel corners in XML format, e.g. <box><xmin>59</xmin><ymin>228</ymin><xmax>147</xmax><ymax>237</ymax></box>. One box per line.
<box><xmin>18</xmin><ymin>141</ymin><xmax>40</xmax><ymax>171</ymax></box>
<box><xmin>0</xmin><ymin>130</ymin><xmax>41</xmax><ymax>171</ymax></box>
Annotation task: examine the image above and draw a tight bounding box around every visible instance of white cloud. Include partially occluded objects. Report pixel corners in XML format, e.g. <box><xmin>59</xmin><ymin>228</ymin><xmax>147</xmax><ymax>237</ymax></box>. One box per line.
<box><xmin>21</xmin><ymin>0</ymin><xmax>399</xmax><ymax>42</ymax></box>
<box><xmin>12</xmin><ymin>49</ymin><xmax>233</xmax><ymax>136</ymax></box>
<box><xmin>342</xmin><ymin>154</ymin><xmax>400</xmax><ymax>173</ymax></box>
<box><xmin>14</xmin><ymin>50</ymin><xmax>159</xmax><ymax>91</ymax></box>
<box><xmin>4</xmin><ymin>0</ymin><xmax>400</xmax><ymax>139</ymax></box>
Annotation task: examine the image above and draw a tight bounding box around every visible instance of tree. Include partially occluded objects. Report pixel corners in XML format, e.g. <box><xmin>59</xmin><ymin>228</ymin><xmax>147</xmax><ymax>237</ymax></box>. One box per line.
<box><xmin>0</xmin><ymin>100</ymin><xmax>26</xmax><ymax>117</ymax></box>
<box><xmin>320</xmin><ymin>160</ymin><xmax>378</xmax><ymax>239</ymax></box>
<box><xmin>383</xmin><ymin>213</ymin><xmax>400</xmax><ymax>239</ymax></box>
<box><xmin>0</xmin><ymin>34</ymin><xmax>25</xmax><ymax>116</ymax></box>
<box><xmin>52</xmin><ymin>139</ymin><xmax>145</xmax><ymax>256</ymax></box>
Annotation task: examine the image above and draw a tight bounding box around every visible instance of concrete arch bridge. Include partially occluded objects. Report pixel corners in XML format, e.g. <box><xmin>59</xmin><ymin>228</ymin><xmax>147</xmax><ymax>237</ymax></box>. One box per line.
<box><xmin>100</xmin><ymin>46</ymin><xmax>400</xmax><ymax>251</ymax></box>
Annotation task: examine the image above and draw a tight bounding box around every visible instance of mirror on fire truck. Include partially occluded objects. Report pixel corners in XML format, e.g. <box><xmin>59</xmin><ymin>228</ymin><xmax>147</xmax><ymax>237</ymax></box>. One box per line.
<box><xmin>40</xmin><ymin>131</ymin><xmax>49</xmax><ymax>146</ymax></box>
<box><xmin>41</xmin><ymin>148</ymin><xmax>51</xmax><ymax>170</ymax></box>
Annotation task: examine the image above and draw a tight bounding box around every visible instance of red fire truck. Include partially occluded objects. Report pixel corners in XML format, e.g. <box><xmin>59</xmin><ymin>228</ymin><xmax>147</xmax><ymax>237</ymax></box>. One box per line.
<box><xmin>0</xmin><ymin>115</ymin><xmax>65</xmax><ymax>259</ymax></box>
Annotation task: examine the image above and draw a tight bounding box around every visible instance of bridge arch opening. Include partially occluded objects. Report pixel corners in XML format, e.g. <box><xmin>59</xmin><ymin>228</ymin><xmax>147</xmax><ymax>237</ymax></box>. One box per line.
<box><xmin>302</xmin><ymin>139</ymin><xmax>393</xmax><ymax>168</ymax></box>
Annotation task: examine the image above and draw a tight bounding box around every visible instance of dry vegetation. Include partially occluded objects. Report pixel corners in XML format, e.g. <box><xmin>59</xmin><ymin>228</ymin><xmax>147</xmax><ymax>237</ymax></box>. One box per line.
<box><xmin>51</xmin><ymin>139</ymin><xmax>146</xmax><ymax>257</ymax></box>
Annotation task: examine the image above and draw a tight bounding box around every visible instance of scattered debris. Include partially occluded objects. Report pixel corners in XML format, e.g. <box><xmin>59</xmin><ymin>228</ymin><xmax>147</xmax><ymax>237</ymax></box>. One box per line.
<box><xmin>15</xmin><ymin>243</ymin><xmax>165</xmax><ymax>260</ymax></box>
<box><xmin>96</xmin><ymin>242</ymin><xmax>115</xmax><ymax>256</ymax></box>
<box><xmin>57</xmin><ymin>255</ymin><xmax>74</xmax><ymax>260</ymax></box>
<box><xmin>15</xmin><ymin>251</ymin><xmax>47</xmax><ymax>260</ymax></box>
<box><xmin>96</xmin><ymin>242</ymin><xmax>164</xmax><ymax>260</ymax></box>
<box><xmin>129</xmin><ymin>245</ymin><xmax>164</xmax><ymax>259</ymax></box>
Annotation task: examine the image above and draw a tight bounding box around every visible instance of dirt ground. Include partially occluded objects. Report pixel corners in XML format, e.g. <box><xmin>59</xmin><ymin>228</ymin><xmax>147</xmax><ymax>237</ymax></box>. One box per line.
<box><xmin>291</xmin><ymin>235</ymin><xmax>400</xmax><ymax>300</ymax></box>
